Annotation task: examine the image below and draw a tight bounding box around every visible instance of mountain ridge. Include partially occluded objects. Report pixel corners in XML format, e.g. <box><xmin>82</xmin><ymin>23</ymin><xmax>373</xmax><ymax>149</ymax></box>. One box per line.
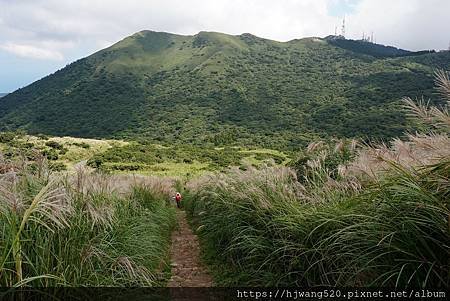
<box><xmin>1</xmin><ymin>30</ymin><xmax>449</xmax><ymax>149</ymax></box>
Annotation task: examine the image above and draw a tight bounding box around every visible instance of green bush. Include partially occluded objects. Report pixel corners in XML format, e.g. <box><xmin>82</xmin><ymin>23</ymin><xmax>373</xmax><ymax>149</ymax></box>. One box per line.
<box><xmin>42</xmin><ymin>149</ymin><xmax>59</xmax><ymax>160</ymax></box>
<box><xmin>59</xmin><ymin>147</ymin><xmax>68</xmax><ymax>155</ymax></box>
<box><xmin>0</xmin><ymin>131</ymin><xmax>16</xmax><ymax>143</ymax></box>
<box><xmin>72</xmin><ymin>142</ymin><xmax>90</xmax><ymax>149</ymax></box>
<box><xmin>45</xmin><ymin>140</ymin><xmax>64</xmax><ymax>150</ymax></box>
<box><xmin>87</xmin><ymin>157</ymin><xmax>103</xmax><ymax>168</ymax></box>
<box><xmin>49</xmin><ymin>162</ymin><xmax>67</xmax><ymax>171</ymax></box>
<box><xmin>108</xmin><ymin>163</ymin><xmax>142</xmax><ymax>171</ymax></box>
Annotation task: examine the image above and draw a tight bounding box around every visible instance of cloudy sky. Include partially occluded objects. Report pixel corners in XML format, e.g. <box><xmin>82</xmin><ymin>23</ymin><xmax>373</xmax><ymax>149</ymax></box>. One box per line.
<box><xmin>1</xmin><ymin>0</ymin><xmax>449</xmax><ymax>92</ymax></box>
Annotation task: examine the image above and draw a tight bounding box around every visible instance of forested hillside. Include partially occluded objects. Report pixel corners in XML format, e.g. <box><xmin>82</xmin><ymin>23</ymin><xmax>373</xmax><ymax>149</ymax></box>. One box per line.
<box><xmin>325</xmin><ymin>36</ymin><xmax>436</xmax><ymax>58</ymax></box>
<box><xmin>1</xmin><ymin>30</ymin><xmax>449</xmax><ymax>149</ymax></box>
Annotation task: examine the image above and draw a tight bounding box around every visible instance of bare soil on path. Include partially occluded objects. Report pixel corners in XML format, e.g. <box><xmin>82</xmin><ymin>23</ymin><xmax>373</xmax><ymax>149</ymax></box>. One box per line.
<box><xmin>167</xmin><ymin>210</ymin><xmax>213</xmax><ymax>287</ymax></box>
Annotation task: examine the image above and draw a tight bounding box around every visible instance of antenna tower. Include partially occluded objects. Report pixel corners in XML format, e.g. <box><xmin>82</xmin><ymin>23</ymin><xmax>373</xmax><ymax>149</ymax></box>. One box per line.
<box><xmin>341</xmin><ymin>17</ymin><xmax>346</xmax><ymax>38</ymax></box>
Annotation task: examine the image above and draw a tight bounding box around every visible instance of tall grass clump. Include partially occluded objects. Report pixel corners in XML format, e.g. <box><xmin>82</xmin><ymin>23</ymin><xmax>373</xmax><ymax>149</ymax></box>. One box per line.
<box><xmin>185</xmin><ymin>71</ymin><xmax>450</xmax><ymax>287</ymax></box>
<box><xmin>0</xmin><ymin>154</ymin><xmax>176</xmax><ymax>286</ymax></box>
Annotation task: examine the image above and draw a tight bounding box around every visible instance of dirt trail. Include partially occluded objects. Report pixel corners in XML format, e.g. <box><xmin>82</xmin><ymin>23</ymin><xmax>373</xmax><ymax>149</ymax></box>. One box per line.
<box><xmin>167</xmin><ymin>210</ymin><xmax>213</xmax><ymax>287</ymax></box>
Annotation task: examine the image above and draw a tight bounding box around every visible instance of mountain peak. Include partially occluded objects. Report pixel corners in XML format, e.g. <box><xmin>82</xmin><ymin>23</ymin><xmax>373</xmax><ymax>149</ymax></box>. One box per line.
<box><xmin>0</xmin><ymin>30</ymin><xmax>448</xmax><ymax>149</ymax></box>
<box><xmin>239</xmin><ymin>33</ymin><xmax>256</xmax><ymax>38</ymax></box>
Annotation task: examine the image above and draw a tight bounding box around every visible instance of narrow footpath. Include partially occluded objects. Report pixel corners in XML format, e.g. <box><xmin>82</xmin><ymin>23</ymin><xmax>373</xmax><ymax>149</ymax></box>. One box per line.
<box><xmin>167</xmin><ymin>210</ymin><xmax>213</xmax><ymax>287</ymax></box>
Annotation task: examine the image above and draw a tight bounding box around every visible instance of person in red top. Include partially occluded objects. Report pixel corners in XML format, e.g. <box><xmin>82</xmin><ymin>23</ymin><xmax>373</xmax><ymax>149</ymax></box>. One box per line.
<box><xmin>175</xmin><ymin>192</ymin><xmax>182</xmax><ymax>208</ymax></box>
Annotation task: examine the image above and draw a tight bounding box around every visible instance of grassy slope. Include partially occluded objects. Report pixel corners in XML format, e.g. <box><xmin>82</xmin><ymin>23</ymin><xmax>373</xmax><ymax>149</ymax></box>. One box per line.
<box><xmin>32</xmin><ymin>136</ymin><xmax>127</xmax><ymax>167</ymax></box>
<box><xmin>87</xmin><ymin>142</ymin><xmax>290</xmax><ymax>177</ymax></box>
<box><xmin>1</xmin><ymin>31</ymin><xmax>449</xmax><ymax>149</ymax></box>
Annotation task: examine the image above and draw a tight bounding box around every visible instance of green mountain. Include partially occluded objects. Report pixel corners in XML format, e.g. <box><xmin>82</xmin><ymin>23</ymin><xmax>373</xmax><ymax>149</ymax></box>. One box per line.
<box><xmin>1</xmin><ymin>30</ymin><xmax>449</xmax><ymax>149</ymax></box>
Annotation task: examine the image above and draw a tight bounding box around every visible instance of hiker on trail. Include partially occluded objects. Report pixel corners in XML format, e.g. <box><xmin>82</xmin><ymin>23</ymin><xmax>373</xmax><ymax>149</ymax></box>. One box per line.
<box><xmin>175</xmin><ymin>192</ymin><xmax>182</xmax><ymax>208</ymax></box>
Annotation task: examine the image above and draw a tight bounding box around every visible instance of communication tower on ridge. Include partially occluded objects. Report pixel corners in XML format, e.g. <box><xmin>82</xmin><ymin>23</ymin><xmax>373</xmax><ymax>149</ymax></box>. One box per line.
<box><xmin>362</xmin><ymin>31</ymin><xmax>375</xmax><ymax>43</ymax></box>
<box><xmin>341</xmin><ymin>17</ymin><xmax>346</xmax><ymax>38</ymax></box>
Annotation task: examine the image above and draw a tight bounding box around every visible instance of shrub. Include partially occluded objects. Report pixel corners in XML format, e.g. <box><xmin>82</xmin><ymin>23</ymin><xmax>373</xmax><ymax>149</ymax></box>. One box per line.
<box><xmin>0</xmin><ymin>131</ymin><xmax>16</xmax><ymax>143</ymax></box>
<box><xmin>87</xmin><ymin>157</ymin><xmax>103</xmax><ymax>168</ymax></box>
<box><xmin>73</xmin><ymin>142</ymin><xmax>91</xmax><ymax>149</ymax></box>
<box><xmin>45</xmin><ymin>140</ymin><xmax>64</xmax><ymax>150</ymax></box>
<box><xmin>59</xmin><ymin>147</ymin><xmax>68</xmax><ymax>155</ymax></box>
<box><xmin>42</xmin><ymin>149</ymin><xmax>59</xmax><ymax>160</ymax></box>
<box><xmin>49</xmin><ymin>162</ymin><xmax>67</xmax><ymax>171</ymax></box>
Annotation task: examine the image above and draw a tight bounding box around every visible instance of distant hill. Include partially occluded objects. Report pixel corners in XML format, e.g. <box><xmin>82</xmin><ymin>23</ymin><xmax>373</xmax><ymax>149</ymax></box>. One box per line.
<box><xmin>324</xmin><ymin>36</ymin><xmax>437</xmax><ymax>58</ymax></box>
<box><xmin>0</xmin><ymin>93</ymin><xmax>8</xmax><ymax>98</ymax></box>
<box><xmin>0</xmin><ymin>31</ymin><xmax>449</xmax><ymax>149</ymax></box>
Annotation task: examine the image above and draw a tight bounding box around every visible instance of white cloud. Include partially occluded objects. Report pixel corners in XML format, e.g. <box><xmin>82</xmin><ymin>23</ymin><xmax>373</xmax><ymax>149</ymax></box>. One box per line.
<box><xmin>347</xmin><ymin>0</ymin><xmax>450</xmax><ymax>50</ymax></box>
<box><xmin>0</xmin><ymin>42</ymin><xmax>64</xmax><ymax>60</ymax></box>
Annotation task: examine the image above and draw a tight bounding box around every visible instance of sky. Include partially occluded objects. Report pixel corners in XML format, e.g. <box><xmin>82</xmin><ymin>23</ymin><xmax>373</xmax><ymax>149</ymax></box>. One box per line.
<box><xmin>1</xmin><ymin>0</ymin><xmax>449</xmax><ymax>92</ymax></box>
